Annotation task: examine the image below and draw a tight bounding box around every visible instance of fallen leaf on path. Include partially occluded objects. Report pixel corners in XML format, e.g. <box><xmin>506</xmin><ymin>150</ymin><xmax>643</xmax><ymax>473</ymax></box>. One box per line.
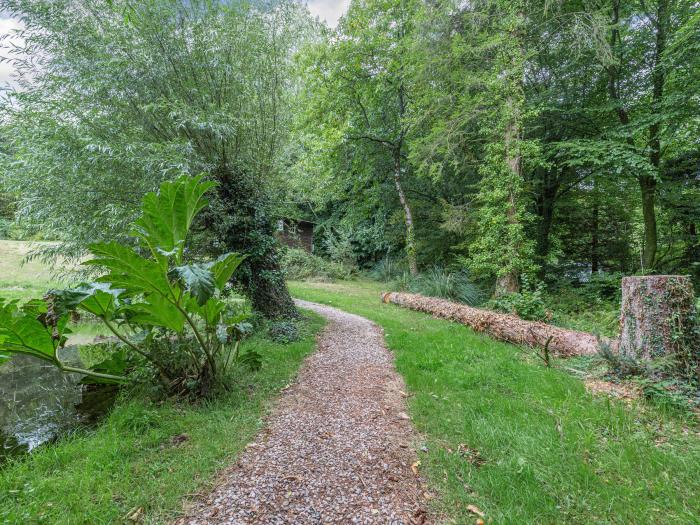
<box><xmin>397</xmin><ymin>411</ymin><xmax>411</xmax><ymax>420</ymax></box>
<box><xmin>411</xmin><ymin>461</ymin><xmax>421</xmax><ymax>476</ymax></box>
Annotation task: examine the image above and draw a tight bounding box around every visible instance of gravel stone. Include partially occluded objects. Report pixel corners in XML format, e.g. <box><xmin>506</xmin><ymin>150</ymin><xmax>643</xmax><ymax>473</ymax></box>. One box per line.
<box><xmin>174</xmin><ymin>300</ymin><xmax>429</xmax><ymax>524</ymax></box>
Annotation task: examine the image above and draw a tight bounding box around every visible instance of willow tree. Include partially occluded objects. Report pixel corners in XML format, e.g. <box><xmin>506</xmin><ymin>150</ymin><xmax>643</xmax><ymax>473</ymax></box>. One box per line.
<box><xmin>1</xmin><ymin>0</ymin><xmax>310</xmax><ymax>317</ymax></box>
<box><xmin>296</xmin><ymin>0</ymin><xmax>420</xmax><ymax>275</ymax></box>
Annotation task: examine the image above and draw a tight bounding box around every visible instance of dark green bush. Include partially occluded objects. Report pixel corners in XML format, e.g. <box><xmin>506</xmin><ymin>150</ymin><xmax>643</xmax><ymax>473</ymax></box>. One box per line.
<box><xmin>267</xmin><ymin>320</ymin><xmax>300</xmax><ymax>344</ymax></box>
<box><xmin>369</xmin><ymin>256</ymin><xmax>407</xmax><ymax>282</ymax></box>
<box><xmin>487</xmin><ymin>276</ymin><xmax>548</xmax><ymax>321</ymax></box>
<box><xmin>281</xmin><ymin>247</ymin><xmax>353</xmax><ymax>281</ymax></box>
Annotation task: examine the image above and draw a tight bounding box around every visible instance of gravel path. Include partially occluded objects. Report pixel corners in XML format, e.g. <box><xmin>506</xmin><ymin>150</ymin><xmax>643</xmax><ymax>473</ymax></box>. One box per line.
<box><xmin>175</xmin><ymin>300</ymin><xmax>429</xmax><ymax>525</ymax></box>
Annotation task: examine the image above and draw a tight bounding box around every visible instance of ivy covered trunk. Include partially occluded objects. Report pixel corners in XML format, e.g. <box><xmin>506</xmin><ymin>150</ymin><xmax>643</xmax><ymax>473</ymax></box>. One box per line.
<box><xmin>206</xmin><ymin>164</ymin><xmax>298</xmax><ymax>319</ymax></box>
<box><xmin>619</xmin><ymin>275</ymin><xmax>699</xmax><ymax>377</ymax></box>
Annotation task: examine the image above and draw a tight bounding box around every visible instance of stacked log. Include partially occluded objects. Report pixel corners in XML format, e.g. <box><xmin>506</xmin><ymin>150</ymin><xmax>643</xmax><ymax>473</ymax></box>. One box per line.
<box><xmin>381</xmin><ymin>291</ymin><xmax>615</xmax><ymax>357</ymax></box>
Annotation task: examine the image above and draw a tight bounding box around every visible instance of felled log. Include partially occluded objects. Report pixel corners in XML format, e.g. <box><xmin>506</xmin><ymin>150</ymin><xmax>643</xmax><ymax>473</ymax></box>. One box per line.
<box><xmin>620</xmin><ymin>275</ymin><xmax>699</xmax><ymax>363</ymax></box>
<box><xmin>381</xmin><ymin>291</ymin><xmax>616</xmax><ymax>357</ymax></box>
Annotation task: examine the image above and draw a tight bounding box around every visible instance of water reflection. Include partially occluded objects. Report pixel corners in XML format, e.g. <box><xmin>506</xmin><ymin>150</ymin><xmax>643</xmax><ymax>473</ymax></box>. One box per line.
<box><xmin>0</xmin><ymin>347</ymin><xmax>115</xmax><ymax>462</ymax></box>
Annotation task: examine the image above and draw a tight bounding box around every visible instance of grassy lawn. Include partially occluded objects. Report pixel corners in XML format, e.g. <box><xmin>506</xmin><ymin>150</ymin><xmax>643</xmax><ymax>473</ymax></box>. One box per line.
<box><xmin>0</xmin><ymin>240</ymin><xmax>61</xmax><ymax>301</ymax></box>
<box><xmin>0</xmin><ymin>240</ymin><xmax>112</xmax><ymax>347</ymax></box>
<box><xmin>0</xmin><ymin>312</ymin><xmax>325</xmax><ymax>525</ymax></box>
<box><xmin>290</xmin><ymin>279</ymin><xmax>700</xmax><ymax>525</ymax></box>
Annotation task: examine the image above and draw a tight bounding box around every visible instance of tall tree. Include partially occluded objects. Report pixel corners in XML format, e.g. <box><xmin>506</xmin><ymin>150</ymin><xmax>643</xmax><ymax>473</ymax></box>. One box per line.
<box><xmin>296</xmin><ymin>0</ymin><xmax>420</xmax><ymax>275</ymax></box>
<box><xmin>1</xmin><ymin>0</ymin><xmax>311</xmax><ymax>317</ymax></box>
<box><xmin>599</xmin><ymin>0</ymin><xmax>693</xmax><ymax>271</ymax></box>
<box><xmin>411</xmin><ymin>0</ymin><xmax>539</xmax><ymax>294</ymax></box>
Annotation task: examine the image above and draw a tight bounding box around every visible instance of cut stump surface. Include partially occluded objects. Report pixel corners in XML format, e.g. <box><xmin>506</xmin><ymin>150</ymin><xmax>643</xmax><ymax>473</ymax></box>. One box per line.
<box><xmin>175</xmin><ymin>300</ymin><xmax>429</xmax><ymax>525</ymax></box>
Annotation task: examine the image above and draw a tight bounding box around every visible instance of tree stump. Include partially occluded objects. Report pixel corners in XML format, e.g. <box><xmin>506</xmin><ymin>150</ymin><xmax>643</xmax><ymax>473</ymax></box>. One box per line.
<box><xmin>619</xmin><ymin>276</ymin><xmax>699</xmax><ymax>368</ymax></box>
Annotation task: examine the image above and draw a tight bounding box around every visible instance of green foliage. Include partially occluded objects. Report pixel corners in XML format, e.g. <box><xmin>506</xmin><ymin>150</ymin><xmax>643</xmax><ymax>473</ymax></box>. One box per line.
<box><xmin>281</xmin><ymin>247</ymin><xmax>353</xmax><ymax>281</ymax></box>
<box><xmin>1</xmin><ymin>0</ymin><xmax>310</xmax><ymax>318</ymax></box>
<box><xmin>267</xmin><ymin>321</ymin><xmax>300</xmax><ymax>344</ymax></box>
<box><xmin>0</xmin><ymin>312</ymin><xmax>325</xmax><ymax>525</ymax></box>
<box><xmin>487</xmin><ymin>276</ymin><xmax>549</xmax><ymax>321</ymax></box>
<box><xmin>291</xmin><ymin>280</ymin><xmax>700</xmax><ymax>524</ymax></box>
<box><xmin>369</xmin><ymin>256</ymin><xmax>407</xmax><ymax>282</ymax></box>
<box><xmin>0</xmin><ymin>176</ymin><xmax>249</xmax><ymax>395</ymax></box>
<box><xmin>391</xmin><ymin>267</ymin><xmax>482</xmax><ymax>306</ymax></box>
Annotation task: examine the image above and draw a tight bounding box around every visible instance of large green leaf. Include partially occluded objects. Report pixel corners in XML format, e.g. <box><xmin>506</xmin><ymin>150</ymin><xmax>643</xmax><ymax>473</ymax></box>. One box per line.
<box><xmin>0</xmin><ymin>301</ymin><xmax>58</xmax><ymax>361</ymax></box>
<box><xmin>209</xmin><ymin>252</ymin><xmax>246</xmax><ymax>289</ymax></box>
<box><xmin>83</xmin><ymin>349</ymin><xmax>128</xmax><ymax>384</ymax></box>
<box><xmin>188</xmin><ymin>296</ymin><xmax>226</xmax><ymax>326</ymax></box>
<box><xmin>170</xmin><ymin>264</ymin><xmax>216</xmax><ymax>306</ymax></box>
<box><xmin>132</xmin><ymin>174</ymin><xmax>217</xmax><ymax>260</ymax></box>
<box><xmin>85</xmin><ymin>242</ymin><xmax>172</xmax><ymax>298</ymax></box>
<box><xmin>49</xmin><ymin>283</ymin><xmax>122</xmax><ymax>319</ymax></box>
<box><xmin>123</xmin><ymin>294</ymin><xmax>186</xmax><ymax>333</ymax></box>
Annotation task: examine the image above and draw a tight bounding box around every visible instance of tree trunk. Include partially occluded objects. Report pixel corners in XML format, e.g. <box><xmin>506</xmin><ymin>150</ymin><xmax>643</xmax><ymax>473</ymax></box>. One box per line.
<box><xmin>606</xmin><ymin>0</ymin><xmax>663</xmax><ymax>273</ymax></box>
<box><xmin>639</xmin><ymin>0</ymin><xmax>667</xmax><ymax>272</ymax></box>
<box><xmin>619</xmin><ymin>276</ymin><xmax>699</xmax><ymax>373</ymax></box>
<box><xmin>495</xmin><ymin>93</ymin><xmax>523</xmax><ymax>297</ymax></box>
<box><xmin>591</xmin><ymin>193</ymin><xmax>600</xmax><ymax>273</ymax></box>
<box><xmin>535</xmin><ymin>168</ymin><xmax>560</xmax><ymax>275</ymax></box>
<box><xmin>393</xmin><ymin>151</ymin><xmax>418</xmax><ymax>276</ymax></box>
<box><xmin>207</xmin><ymin>163</ymin><xmax>298</xmax><ymax>319</ymax></box>
<box><xmin>639</xmin><ymin>175</ymin><xmax>658</xmax><ymax>271</ymax></box>
<box><xmin>382</xmin><ymin>291</ymin><xmax>613</xmax><ymax>357</ymax></box>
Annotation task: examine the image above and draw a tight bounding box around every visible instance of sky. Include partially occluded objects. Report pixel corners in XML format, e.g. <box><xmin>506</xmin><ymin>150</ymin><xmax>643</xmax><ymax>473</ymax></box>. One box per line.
<box><xmin>0</xmin><ymin>1</ymin><xmax>349</xmax><ymax>85</ymax></box>
<box><xmin>306</xmin><ymin>0</ymin><xmax>350</xmax><ymax>27</ymax></box>
<box><xmin>0</xmin><ymin>15</ymin><xmax>22</xmax><ymax>86</ymax></box>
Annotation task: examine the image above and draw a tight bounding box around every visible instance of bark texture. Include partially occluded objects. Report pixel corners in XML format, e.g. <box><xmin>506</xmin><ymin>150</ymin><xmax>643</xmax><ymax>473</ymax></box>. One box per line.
<box><xmin>382</xmin><ymin>292</ymin><xmax>614</xmax><ymax>357</ymax></box>
<box><xmin>619</xmin><ymin>275</ymin><xmax>699</xmax><ymax>362</ymax></box>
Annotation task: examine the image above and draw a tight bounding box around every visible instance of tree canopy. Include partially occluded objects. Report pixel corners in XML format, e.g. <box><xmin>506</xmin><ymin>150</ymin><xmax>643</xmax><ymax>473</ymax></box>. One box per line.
<box><xmin>1</xmin><ymin>0</ymin><xmax>698</xmax><ymax>305</ymax></box>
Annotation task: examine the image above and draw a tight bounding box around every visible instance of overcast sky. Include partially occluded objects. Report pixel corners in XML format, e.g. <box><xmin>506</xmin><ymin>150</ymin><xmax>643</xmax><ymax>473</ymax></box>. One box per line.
<box><xmin>0</xmin><ymin>15</ymin><xmax>22</xmax><ymax>86</ymax></box>
<box><xmin>307</xmin><ymin>0</ymin><xmax>350</xmax><ymax>27</ymax></box>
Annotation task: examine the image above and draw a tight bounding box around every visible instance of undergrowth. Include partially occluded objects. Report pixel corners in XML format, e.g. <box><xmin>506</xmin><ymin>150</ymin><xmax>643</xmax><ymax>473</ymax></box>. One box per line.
<box><xmin>0</xmin><ymin>312</ymin><xmax>325</xmax><ymax>525</ymax></box>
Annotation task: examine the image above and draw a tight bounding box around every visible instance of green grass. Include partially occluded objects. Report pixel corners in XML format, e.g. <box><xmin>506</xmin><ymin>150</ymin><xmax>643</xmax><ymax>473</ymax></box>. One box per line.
<box><xmin>290</xmin><ymin>279</ymin><xmax>700</xmax><ymax>524</ymax></box>
<box><xmin>0</xmin><ymin>312</ymin><xmax>325</xmax><ymax>525</ymax></box>
<box><xmin>0</xmin><ymin>240</ymin><xmax>111</xmax><ymax>354</ymax></box>
<box><xmin>0</xmin><ymin>240</ymin><xmax>65</xmax><ymax>301</ymax></box>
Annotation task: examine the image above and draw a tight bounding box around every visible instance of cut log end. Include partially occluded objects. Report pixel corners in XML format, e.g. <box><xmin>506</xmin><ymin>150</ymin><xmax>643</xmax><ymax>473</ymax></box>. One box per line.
<box><xmin>619</xmin><ymin>275</ymin><xmax>698</xmax><ymax>362</ymax></box>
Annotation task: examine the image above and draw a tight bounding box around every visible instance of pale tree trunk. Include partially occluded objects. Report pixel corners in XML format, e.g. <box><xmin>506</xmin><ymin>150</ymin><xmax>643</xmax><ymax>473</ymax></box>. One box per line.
<box><xmin>394</xmin><ymin>151</ymin><xmax>418</xmax><ymax>276</ymax></box>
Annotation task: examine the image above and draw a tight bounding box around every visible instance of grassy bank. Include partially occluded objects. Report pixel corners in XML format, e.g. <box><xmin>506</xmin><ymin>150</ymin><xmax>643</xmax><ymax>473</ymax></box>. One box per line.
<box><xmin>290</xmin><ymin>280</ymin><xmax>700</xmax><ymax>524</ymax></box>
<box><xmin>0</xmin><ymin>312</ymin><xmax>325</xmax><ymax>525</ymax></box>
<box><xmin>0</xmin><ymin>240</ymin><xmax>62</xmax><ymax>302</ymax></box>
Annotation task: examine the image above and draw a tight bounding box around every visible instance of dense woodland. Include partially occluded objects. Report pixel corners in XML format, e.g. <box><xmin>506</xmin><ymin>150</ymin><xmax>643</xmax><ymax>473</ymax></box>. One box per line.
<box><xmin>1</xmin><ymin>0</ymin><xmax>698</xmax><ymax>305</ymax></box>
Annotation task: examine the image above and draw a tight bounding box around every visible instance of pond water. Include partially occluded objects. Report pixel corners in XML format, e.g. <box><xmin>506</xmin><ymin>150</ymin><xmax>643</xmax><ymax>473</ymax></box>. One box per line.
<box><xmin>0</xmin><ymin>348</ymin><xmax>116</xmax><ymax>463</ymax></box>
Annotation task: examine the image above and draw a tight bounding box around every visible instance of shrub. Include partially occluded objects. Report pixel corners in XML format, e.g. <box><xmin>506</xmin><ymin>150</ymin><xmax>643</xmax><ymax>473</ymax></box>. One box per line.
<box><xmin>0</xmin><ymin>176</ymin><xmax>253</xmax><ymax>397</ymax></box>
<box><xmin>369</xmin><ymin>256</ymin><xmax>406</xmax><ymax>282</ymax></box>
<box><xmin>487</xmin><ymin>276</ymin><xmax>549</xmax><ymax>321</ymax></box>
<box><xmin>267</xmin><ymin>320</ymin><xmax>300</xmax><ymax>344</ymax></box>
<box><xmin>281</xmin><ymin>248</ymin><xmax>352</xmax><ymax>281</ymax></box>
<box><xmin>391</xmin><ymin>267</ymin><xmax>482</xmax><ymax>306</ymax></box>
